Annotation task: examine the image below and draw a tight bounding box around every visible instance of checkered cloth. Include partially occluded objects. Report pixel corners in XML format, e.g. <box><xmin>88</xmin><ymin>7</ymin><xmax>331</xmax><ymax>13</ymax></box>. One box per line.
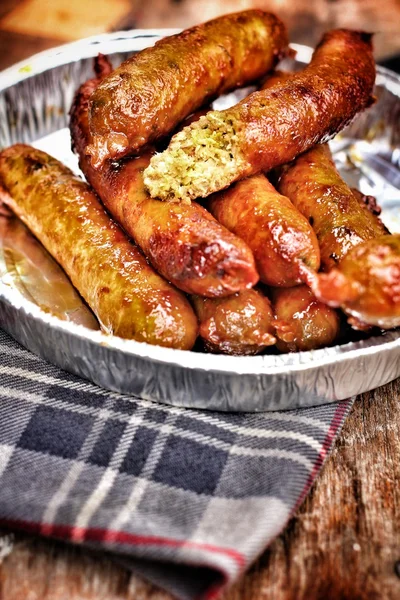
<box><xmin>0</xmin><ymin>329</ymin><xmax>353</xmax><ymax>600</ymax></box>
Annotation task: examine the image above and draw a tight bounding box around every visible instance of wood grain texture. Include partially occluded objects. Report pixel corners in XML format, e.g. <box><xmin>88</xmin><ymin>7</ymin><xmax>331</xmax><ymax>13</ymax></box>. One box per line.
<box><xmin>0</xmin><ymin>30</ymin><xmax>63</xmax><ymax>69</ymax></box>
<box><xmin>0</xmin><ymin>0</ymin><xmax>400</xmax><ymax>69</ymax></box>
<box><xmin>226</xmin><ymin>379</ymin><xmax>400</xmax><ymax>600</ymax></box>
<box><xmin>128</xmin><ymin>0</ymin><xmax>400</xmax><ymax>60</ymax></box>
<box><xmin>1</xmin><ymin>378</ymin><xmax>399</xmax><ymax>599</ymax></box>
<box><xmin>0</xmin><ymin>0</ymin><xmax>132</xmax><ymax>41</ymax></box>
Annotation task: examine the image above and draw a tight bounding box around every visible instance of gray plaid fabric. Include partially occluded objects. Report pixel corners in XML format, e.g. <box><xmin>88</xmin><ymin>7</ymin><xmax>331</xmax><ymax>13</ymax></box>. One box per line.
<box><xmin>0</xmin><ymin>328</ymin><xmax>353</xmax><ymax>600</ymax></box>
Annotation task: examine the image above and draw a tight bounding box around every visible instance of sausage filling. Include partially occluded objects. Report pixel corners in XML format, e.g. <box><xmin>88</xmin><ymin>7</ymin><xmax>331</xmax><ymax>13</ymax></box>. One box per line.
<box><xmin>144</xmin><ymin>112</ymin><xmax>248</xmax><ymax>204</ymax></box>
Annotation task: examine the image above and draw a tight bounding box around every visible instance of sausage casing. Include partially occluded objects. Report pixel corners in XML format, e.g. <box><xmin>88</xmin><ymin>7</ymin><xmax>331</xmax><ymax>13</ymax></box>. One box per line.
<box><xmin>87</xmin><ymin>10</ymin><xmax>288</xmax><ymax>166</ymax></box>
<box><xmin>206</xmin><ymin>174</ymin><xmax>320</xmax><ymax>287</ymax></box>
<box><xmin>311</xmin><ymin>235</ymin><xmax>400</xmax><ymax>329</ymax></box>
<box><xmin>192</xmin><ymin>289</ymin><xmax>275</xmax><ymax>355</ymax></box>
<box><xmin>0</xmin><ymin>145</ymin><xmax>198</xmax><ymax>349</ymax></box>
<box><xmin>0</xmin><ymin>215</ymin><xmax>99</xmax><ymax>329</ymax></box>
<box><xmin>271</xmin><ymin>285</ymin><xmax>341</xmax><ymax>352</ymax></box>
<box><xmin>278</xmin><ymin>144</ymin><xmax>388</xmax><ymax>271</ymax></box>
<box><xmin>259</xmin><ymin>69</ymin><xmax>292</xmax><ymax>91</ymax></box>
<box><xmin>144</xmin><ymin>29</ymin><xmax>375</xmax><ymax>203</ymax></box>
<box><xmin>70</xmin><ymin>58</ymin><xmax>259</xmax><ymax>297</ymax></box>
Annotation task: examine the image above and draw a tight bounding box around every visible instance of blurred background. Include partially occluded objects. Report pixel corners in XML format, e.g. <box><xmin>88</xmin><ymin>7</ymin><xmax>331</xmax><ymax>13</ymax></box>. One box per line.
<box><xmin>0</xmin><ymin>0</ymin><xmax>399</xmax><ymax>71</ymax></box>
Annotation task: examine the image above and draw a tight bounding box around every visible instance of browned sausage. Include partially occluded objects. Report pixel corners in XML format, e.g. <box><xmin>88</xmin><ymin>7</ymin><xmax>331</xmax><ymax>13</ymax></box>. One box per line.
<box><xmin>0</xmin><ymin>214</ymin><xmax>99</xmax><ymax>329</ymax></box>
<box><xmin>86</xmin><ymin>10</ymin><xmax>289</xmax><ymax>166</ymax></box>
<box><xmin>271</xmin><ymin>285</ymin><xmax>341</xmax><ymax>352</ymax></box>
<box><xmin>206</xmin><ymin>174</ymin><xmax>320</xmax><ymax>287</ymax></box>
<box><xmin>259</xmin><ymin>69</ymin><xmax>293</xmax><ymax>90</ymax></box>
<box><xmin>70</xmin><ymin>56</ymin><xmax>259</xmax><ymax>297</ymax></box>
<box><xmin>144</xmin><ymin>29</ymin><xmax>375</xmax><ymax>203</ymax></box>
<box><xmin>351</xmin><ymin>187</ymin><xmax>384</xmax><ymax>217</ymax></box>
<box><xmin>278</xmin><ymin>144</ymin><xmax>388</xmax><ymax>272</ymax></box>
<box><xmin>311</xmin><ymin>235</ymin><xmax>400</xmax><ymax>329</ymax></box>
<box><xmin>192</xmin><ymin>288</ymin><xmax>275</xmax><ymax>355</ymax></box>
<box><xmin>0</xmin><ymin>145</ymin><xmax>198</xmax><ymax>349</ymax></box>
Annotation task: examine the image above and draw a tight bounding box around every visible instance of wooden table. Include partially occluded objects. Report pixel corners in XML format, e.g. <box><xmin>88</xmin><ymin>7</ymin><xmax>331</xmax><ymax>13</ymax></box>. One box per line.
<box><xmin>0</xmin><ymin>1</ymin><xmax>400</xmax><ymax>599</ymax></box>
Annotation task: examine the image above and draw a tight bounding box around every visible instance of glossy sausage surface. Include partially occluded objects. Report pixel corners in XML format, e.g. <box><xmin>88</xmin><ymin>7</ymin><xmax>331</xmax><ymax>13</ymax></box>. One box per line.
<box><xmin>192</xmin><ymin>288</ymin><xmax>275</xmax><ymax>355</ymax></box>
<box><xmin>87</xmin><ymin>10</ymin><xmax>288</xmax><ymax>166</ymax></box>
<box><xmin>70</xmin><ymin>57</ymin><xmax>259</xmax><ymax>297</ymax></box>
<box><xmin>0</xmin><ymin>145</ymin><xmax>198</xmax><ymax>349</ymax></box>
<box><xmin>271</xmin><ymin>285</ymin><xmax>341</xmax><ymax>352</ymax></box>
<box><xmin>311</xmin><ymin>235</ymin><xmax>400</xmax><ymax>329</ymax></box>
<box><xmin>259</xmin><ymin>68</ymin><xmax>292</xmax><ymax>90</ymax></box>
<box><xmin>0</xmin><ymin>215</ymin><xmax>99</xmax><ymax>329</ymax></box>
<box><xmin>145</xmin><ymin>29</ymin><xmax>375</xmax><ymax>203</ymax></box>
<box><xmin>279</xmin><ymin>144</ymin><xmax>388</xmax><ymax>271</ymax></box>
<box><xmin>207</xmin><ymin>174</ymin><xmax>320</xmax><ymax>287</ymax></box>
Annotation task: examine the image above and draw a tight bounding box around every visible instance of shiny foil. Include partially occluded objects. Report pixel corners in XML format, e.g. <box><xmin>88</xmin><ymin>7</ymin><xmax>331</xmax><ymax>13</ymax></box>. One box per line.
<box><xmin>0</xmin><ymin>35</ymin><xmax>399</xmax><ymax>411</ymax></box>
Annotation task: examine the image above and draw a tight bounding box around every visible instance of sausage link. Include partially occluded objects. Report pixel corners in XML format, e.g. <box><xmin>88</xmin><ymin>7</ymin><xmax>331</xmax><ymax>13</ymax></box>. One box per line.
<box><xmin>262</xmin><ymin>69</ymin><xmax>395</xmax><ymax>333</ymax></box>
<box><xmin>192</xmin><ymin>288</ymin><xmax>275</xmax><ymax>355</ymax></box>
<box><xmin>70</xmin><ymin>58</ymin><xmax>259</xmax><ymax>297</ymax></box>
<box><xmin>206</xmin><ymin>174</ymin><xmax>320</xmax><ymax>287</ymax></box>
<box><xmin>351</xmin><ymin>187</ymin><xmax>384</xmax><ymax>217</ymax></box>
<box><xmin>271</xmin><ymin>285</ymin><xmax>341</xmax><ymax>352</ymax></box>
<box><xmin>0</xmin><ymin>145</ymin><xmax>198</xmax><ymax>349</ymax></box>
<box><xmin>87</xmin><ymin>10</ymin><xmax>288</xmax><ymax>166</ymax></box>
<box><xmin>144</xmin><ymin>29</ymin><xmax>375</xmax><ymax>203</ymax></box>
<box><xmin>278</xmin><ymin>144</ymin><xmax>388</xmax><ymax>271</ymax></box>
<box><xmin>0</xmin><ymin>215</ymin><xmax>99</xmax><ymax>329</ymax></box>
<box><xmin>311</xmin><ymin>235</ymin><xmax>400</xmax><ymax>329</ymax></box>
<box><xmin>262</xmin><ymin>66</ymin><xmax>391</xmax><ymax>330</ymax></box>
<box><xmin>260</xmin><ymin>69</ymin><xmax>292</xmax><ymax>90</ymax></box>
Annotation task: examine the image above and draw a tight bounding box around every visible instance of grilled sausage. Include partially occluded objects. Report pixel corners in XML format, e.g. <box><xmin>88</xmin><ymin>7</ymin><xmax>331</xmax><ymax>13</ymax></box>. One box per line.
<box><xmin>0</xmin><ymin>214</ymin><xmax>99</xmax><ymax>329</ymax></box>
<box><xmin>192</xmin><ymin>288</ymin><xmax>275</xmax><ymax>355</ymax></box>
<box><xmin>311</xmin><ymin>235</ymin><xmax>400</xmax><ymax>329</ymax></box>
<box><xmin>86</xmin><ymin>10</ymin><xmax>289</xmax><ymax>167</ymax></box>
<box><xmin>260</xmin><ymin>69</ymin><xmax>292</xmax><ymax>90</ymax></box>
<box><xmin>144</xmin><ymin>29</ymin><xmax>375</xmax><ymax>203</ymax></box>
<box><xmin>70</xmin><ymin>56</ymin><xmax>259</xmax><ymax>297</ymax></box>
<box><xmin>351</xmin><ymin>187</ymin><xmax>383</xmax><ymax>217</ymax></box>
<box><xmin>278</xmin><ymin>144</ymin><xmax>388</xmax><ymax>271</ymax></box>
<box><xmin>271</xmin><ymin>285</ymin><xmax>341</xmax><ymax>352</ymax></box>
<box><xmin>206</xmin><ymin>174</ymin><xmax>320</xmax><ymax>287</ymax></box>
<box><xmin>0</xmin><ymin>145</ymin><xmax>198</xmax><ymax>349</ymax></box>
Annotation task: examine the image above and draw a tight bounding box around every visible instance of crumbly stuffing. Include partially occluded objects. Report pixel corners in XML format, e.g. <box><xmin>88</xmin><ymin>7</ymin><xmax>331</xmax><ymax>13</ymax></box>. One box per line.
<box><xmin>143</xmin><ymin>111</ymin><xmax>247</xmax><ymax>203</ymax></box>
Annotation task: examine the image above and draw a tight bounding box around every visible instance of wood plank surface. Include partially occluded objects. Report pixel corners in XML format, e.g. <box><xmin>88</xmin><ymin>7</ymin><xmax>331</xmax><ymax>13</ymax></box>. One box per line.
<box><xmin>0</xmin><ymin>1</ymin><xmax>399</xmax><ymax>599</ymax></box>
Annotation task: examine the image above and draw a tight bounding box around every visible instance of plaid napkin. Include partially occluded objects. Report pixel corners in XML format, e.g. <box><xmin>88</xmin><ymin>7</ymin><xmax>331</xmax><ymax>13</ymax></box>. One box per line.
<box><xmin>0</xmin><ymin>328</ymin><xmax>353</xmax><ymax>600</ymax></box>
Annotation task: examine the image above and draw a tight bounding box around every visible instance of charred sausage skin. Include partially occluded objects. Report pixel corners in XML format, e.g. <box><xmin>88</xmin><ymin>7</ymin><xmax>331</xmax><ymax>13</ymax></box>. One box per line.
<box><xmin>278</xmin><ymin>144</ymin><xmax>387</xmax><ymax>271</ymax></box>
<box><xmin>70</xmin><ymin>57</ymin><xmax>259</xmax><ymax>297</ymax></box>
<box><xmin>311</xmin><ymin>235</ymin><xmax>400</xmax><ymax>330</ymax></box>
<box><xmin>192</xmin><ymin>289</ymin><xmax>276</xmax><ymax>355</ymax></box>
<box><xmin>87</xmin><ymin>10</ymin><xmax>288</xmax><ymax>166</ymax></box>
<box><xmin>263</xmin><ymin>68</ymin><xmax>393</xmax><ymax>331</ymax></box>
<box><xmin>0</xmin><ymin>145</ymin><xmax>198</xmax><ymax>349</ymax></box>
<box><xmin>206</xmin><ymin>174</ymin><xmax>320</xmax><ymax>287</ymax></box>
<box><xmin>144</xmin><ymin>29</ymin><xmax>375</xmax><ymax>203</ymax></box>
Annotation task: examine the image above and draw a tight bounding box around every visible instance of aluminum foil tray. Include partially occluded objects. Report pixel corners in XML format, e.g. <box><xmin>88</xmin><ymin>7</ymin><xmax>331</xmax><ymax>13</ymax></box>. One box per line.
<box><xmin>0</xmin><ymin>32</ymin><xmax>399</xmax><ymax>411</ymax></box>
